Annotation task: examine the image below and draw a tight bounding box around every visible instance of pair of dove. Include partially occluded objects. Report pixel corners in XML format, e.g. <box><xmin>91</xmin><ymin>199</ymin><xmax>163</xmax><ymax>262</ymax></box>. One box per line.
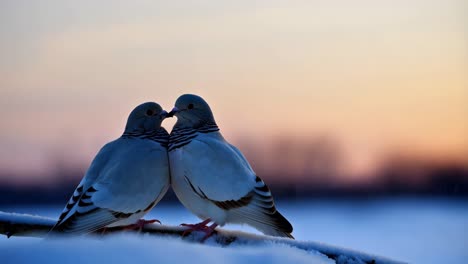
<box><xmin>50</xmin><ymin>94</ymin><xmax>294</xmax><ymax>239</ymax></box>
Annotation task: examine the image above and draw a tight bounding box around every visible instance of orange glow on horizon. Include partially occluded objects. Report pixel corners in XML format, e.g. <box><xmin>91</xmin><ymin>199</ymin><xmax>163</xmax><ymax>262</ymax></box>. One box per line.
<box><xmin>0</xmin><ymin>0</ymin><xmax>467</xmax><ymax>183</ymax></box>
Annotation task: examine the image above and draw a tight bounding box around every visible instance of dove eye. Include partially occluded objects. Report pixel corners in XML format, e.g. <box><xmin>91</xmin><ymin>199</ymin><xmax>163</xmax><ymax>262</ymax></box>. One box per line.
<box><xmin>187</xmin><ymin>103</ymin><xmax>194</xmax><ymax>110</ymax></box>
<box><xmin>146</xmin><ymin>109</ymin><xmax>155</xmax><ymax>116</ymax></box>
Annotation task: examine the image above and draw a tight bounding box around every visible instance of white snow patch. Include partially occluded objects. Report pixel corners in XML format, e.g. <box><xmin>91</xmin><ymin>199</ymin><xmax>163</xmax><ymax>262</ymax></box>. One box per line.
<box><xmin>0</xmin><ymin>211</ymin><xmax>55</xmax><ymax>226</ymax></box>
<box><xmin>0</xmin><ymin>234</ymin><xmax>333</xmax><ymax>264</ymax></box>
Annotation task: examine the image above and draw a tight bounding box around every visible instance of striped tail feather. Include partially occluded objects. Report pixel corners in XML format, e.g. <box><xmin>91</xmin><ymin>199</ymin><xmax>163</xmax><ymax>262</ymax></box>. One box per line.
<box><xmin>49</xmin><ymin>185</ymin><xmax>131</xmax><ymax>235</ymax></box>
<box><xmin>51</xmin><ymin>208</ymin><xmax>120</xmax><ymax>235</ymax></box>
<box><xmin>232</xmin><ymin>176</ymin><xmax>294</xmax><ymax>239</ymax></box>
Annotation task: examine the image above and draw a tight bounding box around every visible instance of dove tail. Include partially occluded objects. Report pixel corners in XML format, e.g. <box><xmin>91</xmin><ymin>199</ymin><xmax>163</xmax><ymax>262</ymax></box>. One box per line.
<box><xmin>253</xmin><ymin>209</ymin><xmax>294</xmax><ymax>239</ymax></box>
<box><xmin>269</xmin><ymin>210</ymin><xmax>295</xmax><ymax>238</ymax></box>
<box><xmin>230</xmin><ymin>175</ymin><xmax>294</xmax><ymax>239</ymax></box>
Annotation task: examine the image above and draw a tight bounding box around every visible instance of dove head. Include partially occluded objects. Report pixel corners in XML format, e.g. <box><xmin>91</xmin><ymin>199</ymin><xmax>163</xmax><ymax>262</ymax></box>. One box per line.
<box><xmin>124</xmin><ymin>102</ymin><xmax>168</xmax><ymax>133</ymax></box>
<box><xmin>168</xmin><ymin>94</ymin><xmax>216</xmax><ymax>128</ymax></box>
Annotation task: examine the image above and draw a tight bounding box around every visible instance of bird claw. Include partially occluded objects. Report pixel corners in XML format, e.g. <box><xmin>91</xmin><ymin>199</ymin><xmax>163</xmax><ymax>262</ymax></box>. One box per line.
<box><xmin>123</xmin><ymin>219</ymin><xmax>161</xmax><ymax>231</ymax></box>
<box><xmin>180</xmin><ymin>219</ymin><xmax>218</xmax><ymax>242</ymax></box>
<box><xmin>180</xmin><ymin>219</ymin><xmax>211</xmax><ymax>237</ymax></box>
<box><xmin>181</xmin><ymin>224</ymin><xmax>208</xmax><ymax>237</ymax></box>
<box><xmin>200</xmin><ymin>225</ymin><xmax>217</xmax><ymax>242</ymax></box>
<box><xmin>100</xmin><ymin>227</ymin><xmax>108</xmax><ymax>235</ymax></box>
<box><xmin>140</xmin><ymin>219</ymin><xmax>161</xmax><ymax>225</ymax></box>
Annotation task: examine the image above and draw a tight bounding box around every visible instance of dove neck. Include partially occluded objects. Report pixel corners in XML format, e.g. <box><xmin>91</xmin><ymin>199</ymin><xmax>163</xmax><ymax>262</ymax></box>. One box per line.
<box><xmin>168</xmin><ymin>121</ymin><xmax>219</xmax><ymax>151</ymax></box>
<box><xmin>173</xmin><ymin>120</ymin><xmax>219</xmax><ymax>133</ymax></box>
<box><xmin>121</xmin><ymin>127</ymin><xmax>169</xmax><ymax>146</ymax></box>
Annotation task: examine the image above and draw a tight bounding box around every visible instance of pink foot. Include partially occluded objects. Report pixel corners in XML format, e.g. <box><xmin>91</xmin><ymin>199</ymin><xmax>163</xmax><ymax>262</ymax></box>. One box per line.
<box><xmin>94</xmin><ymin>226</ymin><xmax>108</xmax><ymax>235</ymax></box>
<box><xmin>200</xmin><ymin>223</ymin><xmax>218</xmax><ymax>242</ymax></box>
<box><xmin>180</xmin><ymin>218</ymin><xmax>211</xmax><ymax>237</ymax></box>
<box><xmin>123</xmin><ymin>219</ymin><xmax>161</xmax><ymax>231</ymax></box>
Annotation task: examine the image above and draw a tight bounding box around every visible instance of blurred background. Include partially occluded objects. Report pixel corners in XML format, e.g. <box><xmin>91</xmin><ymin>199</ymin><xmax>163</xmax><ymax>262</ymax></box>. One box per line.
<box><xmin>0</xmin><ymin>1</ymin><xmax>467</xmax><ymax>263</ymax></box>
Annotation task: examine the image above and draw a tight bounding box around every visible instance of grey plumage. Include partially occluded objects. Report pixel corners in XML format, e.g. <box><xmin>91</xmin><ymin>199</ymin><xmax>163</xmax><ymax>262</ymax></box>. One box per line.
<box><xmin>168</xmin><ymin>94</ymin><xmax>293</xmax><ymax>238</ymax></box>
<box><xmin>49</xmin><ymin>102</ymin><xmax>170</xmax><ymax>235</ymax></box>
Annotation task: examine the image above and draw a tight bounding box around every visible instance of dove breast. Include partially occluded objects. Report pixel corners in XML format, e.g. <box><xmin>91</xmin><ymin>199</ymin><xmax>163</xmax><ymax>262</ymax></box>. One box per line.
<box><xmin>170</xmin><ymin>132</ymin><xmax>256</xmax><ymax>225</ymax></box>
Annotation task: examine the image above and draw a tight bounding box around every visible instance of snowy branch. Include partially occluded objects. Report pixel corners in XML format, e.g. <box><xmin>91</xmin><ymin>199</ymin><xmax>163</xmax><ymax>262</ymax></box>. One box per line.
<box><xmin>0</xmin><ymin>211</ymin><xmax>405</xmax><ymax>264</ymax></box>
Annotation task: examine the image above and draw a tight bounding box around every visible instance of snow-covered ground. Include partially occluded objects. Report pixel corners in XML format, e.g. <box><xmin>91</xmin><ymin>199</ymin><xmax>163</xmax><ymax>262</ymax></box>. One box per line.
<box><xmin>1</xmin><ymin>197</ymin><xmax>467</xmax><ymax>264</ymax></box>
<box><xmin>1</xmin><ymin>234</ymin><xmax>334</xmax><ymax>264</ymax></box>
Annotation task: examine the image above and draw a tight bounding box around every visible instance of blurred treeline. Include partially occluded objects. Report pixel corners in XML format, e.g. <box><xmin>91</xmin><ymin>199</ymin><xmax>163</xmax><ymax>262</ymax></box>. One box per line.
<box><xmin>1</xmin><ymin>136</ymin><xmax>467</xmax><ymax>205</ymax></box>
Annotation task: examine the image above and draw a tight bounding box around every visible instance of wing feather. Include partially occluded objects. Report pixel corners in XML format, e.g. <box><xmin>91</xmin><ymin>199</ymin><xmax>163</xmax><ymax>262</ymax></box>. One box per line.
<box><xmin>50</xmin><ymin>138</ymin><xmax>169</xmax><ymax>235</ymax></box>
<box><xmin>184</xmin><ymin>175</ymin><xmax>254</xmax><ymax>210</ymax></box>
<box><xmin>180</xmin><ymin>135</ymin><xmax>255</xmax><ymax>202</ymax></box>
<box><xmin>178</xmin><ymin>133</ymin><xmax>293</xmax><ymax>238</ymax></box>
<box><xmin>232</xmin><ymin>176</ymin><xmax>293</xmax><ymax>238</ymax></box>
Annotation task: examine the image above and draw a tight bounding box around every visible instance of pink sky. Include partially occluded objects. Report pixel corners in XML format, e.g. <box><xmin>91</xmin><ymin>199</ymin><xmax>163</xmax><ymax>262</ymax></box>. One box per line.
<box><xmin>0</xmin><ymin>0</ymin><xmax>467</xmax><ymax>184</ymax></box>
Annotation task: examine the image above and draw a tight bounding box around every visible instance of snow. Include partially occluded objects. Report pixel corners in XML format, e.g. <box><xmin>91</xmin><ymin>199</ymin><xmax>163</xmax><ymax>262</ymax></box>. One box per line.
<box><xmin>0</xmin><ymin>211</ymin><xmax>55</xmax><ymax>226</ymax></box>
<box><xmin>0</xmin><ymin>212</ymin><xmax>402</xmax><ymax>264</ymax></box>
<box><xmin>1</xmin><ymin>198</ymin><xmax>467</xmax><ymax>264</ymax></box>
<box><xmin>0</xmin><ymin>234</ymin><xmax>333</xmax><ymax>264</ymax></box>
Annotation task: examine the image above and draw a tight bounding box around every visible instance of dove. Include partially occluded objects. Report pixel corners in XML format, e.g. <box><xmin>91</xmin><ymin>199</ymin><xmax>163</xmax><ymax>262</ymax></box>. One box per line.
<box><xmin>49</xmin><ymin>102</ymin><xmax>170</xmax><ymax>235</ymax></box>
<box><xmin>167</xmin><ymin>94</ymin><xmax>293</xmax><ymax>239</ymax></box>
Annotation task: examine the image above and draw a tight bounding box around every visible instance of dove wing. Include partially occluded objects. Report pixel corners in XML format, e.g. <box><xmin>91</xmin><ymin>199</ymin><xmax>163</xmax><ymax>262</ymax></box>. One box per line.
<box><xmin>51</xmin><ymin>138</ymin><xmax>169</xmax><ymax>234</ymax></box>
<box><xmin>181</xmin><ymin>135</ymin><xmax>256</xmax><ymax>203</ymax></box>
<box><xmin>182</xmin><ymin>135</ymin><xmax>293</xmax><ymax>237</ymax></box>
<box><xmin>227</xmin><ymin>143</ymin><xmax>293</xmax><ymax>237</ymax></box>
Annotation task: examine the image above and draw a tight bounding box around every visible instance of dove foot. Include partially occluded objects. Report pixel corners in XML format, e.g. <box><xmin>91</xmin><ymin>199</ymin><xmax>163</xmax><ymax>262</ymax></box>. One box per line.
<box><xmin>99</xmin><ymin>227</ymin><xmax>108</xmax><ymax>234</ymax></box>
<box><xmin>200</xmin><ymin>223</ymin><xmax>218</xmax><ymax>242</ymax></box>
<box><xmin>123</xmin><ymin>219</ymin><xmax>161</xmax><ymax>231</ymax></box>
<box><xmin>181</xmin><ymin>218</ymin><xmax>212</xmax><ymax>237</ymax></box>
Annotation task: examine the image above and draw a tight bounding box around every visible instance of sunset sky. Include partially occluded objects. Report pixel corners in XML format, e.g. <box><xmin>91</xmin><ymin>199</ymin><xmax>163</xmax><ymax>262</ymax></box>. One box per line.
<box><xmin>0</xmin><ymin>0</ymin><xmax>467</xmax><ymax>185</ymax></box>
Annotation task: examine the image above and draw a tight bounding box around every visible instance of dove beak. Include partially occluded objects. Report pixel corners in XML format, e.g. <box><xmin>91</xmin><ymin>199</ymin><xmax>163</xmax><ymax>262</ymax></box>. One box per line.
<box><xmin>160</xmin><ymin>110</ymin><xmax>168</xmax><ymax>118</ymax></box>
<box><xmin>166</xmin><ymin>107</ymin><xmax>179</xmax><ymax>118</ymax></box>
